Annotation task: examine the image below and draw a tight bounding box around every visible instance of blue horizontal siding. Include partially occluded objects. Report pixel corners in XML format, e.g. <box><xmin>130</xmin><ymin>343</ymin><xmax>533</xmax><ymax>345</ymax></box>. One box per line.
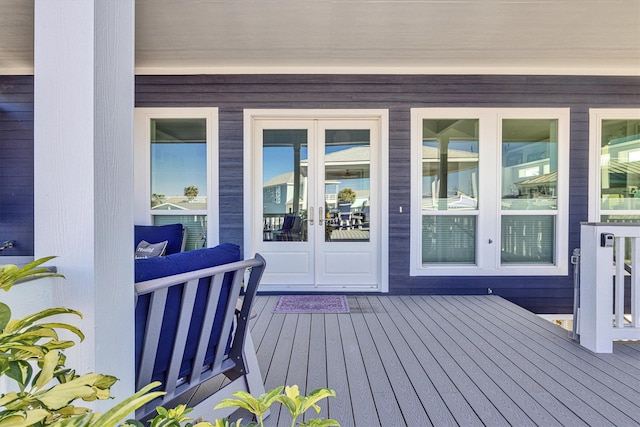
<box><xmin>135</xmin><ymin>74</ymin><xmax>640</xmax><ymax>313</ymax></box>
<box><xmin>0</xmin><ymin>76</ymin><xmax>34</xmax><ymax>257</ymax></box>
<box><xmin>2</xmin><ymin>74</ymin><xmax>639</xmax><ymax>313</ymax></box>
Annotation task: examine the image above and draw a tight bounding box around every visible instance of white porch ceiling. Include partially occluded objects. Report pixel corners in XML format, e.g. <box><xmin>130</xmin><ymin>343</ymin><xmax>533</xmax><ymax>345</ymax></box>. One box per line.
<box><xmin>1</xmin><ymin>0</ymin><xmax>639</xmax><ymax>75</ymax></box>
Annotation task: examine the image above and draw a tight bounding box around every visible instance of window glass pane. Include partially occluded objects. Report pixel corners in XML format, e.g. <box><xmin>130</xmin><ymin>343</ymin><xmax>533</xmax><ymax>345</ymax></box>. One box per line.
<box><xmin>422</xmin><ymin>215</ymin><xmax>476</xmax><ymax>264</ymax></box>
<box><xmin>600</xmin><ymin>119</ymin><xmax>640</xmax><ymax>211</ymax></box>
<box><xmin>150</xmin><ymin>118</ymin><xmax>207</xmax><ymax>210</ymax></box>
<box><xmin>501</xmin><ymin>119</ymin><xmax>558</xmax><ymax>210</ymax></box>
<box><xmin>501</xmin><ymin>215</ymin><xmax>554</xmax><ymax>264</ymax></box>
<box><xmin>262</xmin><ymin>130</ymin><xmax>308</xmax><ymax>242</ymax></box>
<box><xmin>324</xmin><ymin>129</ymin><xmax>370</xmax><ymax>243</ymax></box>
<box><xmin>152</xmin><ymin>214</ymin><xmax>207</xmax><ymax>251</ymax></box>
<box><xmin>422</xmin><ymin>119</ymin><xmax>479</xmax><ymax>211</ymax></box>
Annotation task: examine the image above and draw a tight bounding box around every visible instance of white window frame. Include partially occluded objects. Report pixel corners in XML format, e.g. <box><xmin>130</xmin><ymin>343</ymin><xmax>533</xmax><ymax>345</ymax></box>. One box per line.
<box><xmin>134</xmin><ymin>108</ymin><xmax>220</xmax><ymax>247</ymax></box>
<box><xmin>588</xmin><ymin>108</ymin><xmax>640</xmax><ymax>222</ymax></box>
<box><xmin>410</xmin><ymin>108</ymin><xmax>570</xmax><ymax>276</ymax></box>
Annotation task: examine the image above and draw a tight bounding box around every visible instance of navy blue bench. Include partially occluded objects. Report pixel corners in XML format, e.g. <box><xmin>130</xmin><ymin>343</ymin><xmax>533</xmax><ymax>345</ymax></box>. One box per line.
<box><xmin>134</xmin><ymin>243</ymin><xmax>266</xmax><ymax>421</ymax></box>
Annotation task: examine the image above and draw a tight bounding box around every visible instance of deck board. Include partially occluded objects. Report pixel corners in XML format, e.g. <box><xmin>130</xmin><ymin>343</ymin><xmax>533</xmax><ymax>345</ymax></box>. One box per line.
<box><xmin>484</xmin><ymin>296</ymin><xmax>640</xmax><ymax>385</ymax></box>
<box><xmin>338</xmin><ymin>311</ymin><xmax>380</xmax><ymax>426</ymax></box>
<box><xmin>396</xmin><ymin>296</ymin><xmax>510</xmax><ymax>426</ymax></box>
<box><xmin>378</xmin><ymin>298</ymin><xmax>482</xmax><ymax>426</ymax></box>
<box><xmin>307</xmin><ymin>314</ymin><xmax>329</xmax><ymax>422</ymax></box>
<box><xmin>250</xmin><ymin>295</ymin><xmax>640</xmax><ymax>427</ymax></box>
<box><xmin>347</xmin><ymin>299</ymin><xmax>404</xmax><ymax>426</ymax></box>
<box><xmin>458</xmin><ymin>296</ymin><xmax>640</xmax><ymax>426</ymax></box>
<box><xmin>325</xmin><ymin>314</ymin><xmax>355</xmax><ymax>426</ymax></box>
<box><xmin>261</xmin><ymin>314</ymin><xmax>298</xmax><ymax>427</ymax></box>
<box><xmin>424</xmin><ymin>296</ymin><xmax>563</xmax><ymax>426</ymax></box>
<box><xmin>361</xmin><ymin>297</ymin><xmax>433</xmax><ymax>426</ymax></box>
<box><xmin>435</xmin><ymin>296</ymin><xmax>587</xmax><ymax>427</ymax></box>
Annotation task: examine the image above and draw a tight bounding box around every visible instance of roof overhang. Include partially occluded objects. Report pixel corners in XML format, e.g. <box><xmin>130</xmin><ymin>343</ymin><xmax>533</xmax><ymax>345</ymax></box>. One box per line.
<box><xmin>1</xmin><ymin>0</ymin><xmax>639</xmax><ymax>76</ymax></box>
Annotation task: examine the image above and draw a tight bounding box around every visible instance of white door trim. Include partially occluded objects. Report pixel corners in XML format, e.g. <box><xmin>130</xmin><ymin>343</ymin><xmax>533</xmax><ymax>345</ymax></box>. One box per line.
<box><xmin>243</xmin><ymin>109</ymin><xmax>389</xmax><ymax>292</ymax></box>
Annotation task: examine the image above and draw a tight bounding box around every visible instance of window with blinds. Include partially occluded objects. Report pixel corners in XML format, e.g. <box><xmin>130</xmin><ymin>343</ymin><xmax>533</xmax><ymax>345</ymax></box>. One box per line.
<box><xmin>410</xmin><ymin>108</ymin><xmax>569</xmax><ymax>276</ymax></box>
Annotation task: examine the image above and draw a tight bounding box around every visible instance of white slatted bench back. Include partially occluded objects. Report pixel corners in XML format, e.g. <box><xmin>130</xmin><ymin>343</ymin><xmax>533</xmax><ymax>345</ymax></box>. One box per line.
<box><xmin>134</xmin><ymin>254</ymin><xmax>265</xmax><ymax>418</ymax></box>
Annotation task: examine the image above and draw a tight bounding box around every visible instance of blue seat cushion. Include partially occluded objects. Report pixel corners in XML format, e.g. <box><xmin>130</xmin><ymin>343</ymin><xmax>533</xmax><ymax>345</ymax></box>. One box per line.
<box><xmin>134</xmin><ymin>224</ymin><xmax>184</xmax><ymax>256</ymax></box>
<box><xmin>134</xmin><ymin>243</ymin><xmax>241</xmax><ymax>384</ymax></box>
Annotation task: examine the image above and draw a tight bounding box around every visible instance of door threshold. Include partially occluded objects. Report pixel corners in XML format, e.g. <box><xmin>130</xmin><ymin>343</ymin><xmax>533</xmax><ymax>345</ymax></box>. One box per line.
<box><xmin>259</xmin><ymin>284</ymin><xmax>383</xmax><ymax>293</ymax></box>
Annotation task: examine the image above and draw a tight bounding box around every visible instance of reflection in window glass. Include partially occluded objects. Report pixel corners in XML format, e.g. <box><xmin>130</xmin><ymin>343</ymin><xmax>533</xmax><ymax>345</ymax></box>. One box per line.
<box><xmin>150</xmin><ymin>118</ymin><xmax>207</xmax><ymax>210</ymax></box>
<box><xmin>153</xmin><ymin>214</ymin><xmax>207</xmax><ymax>251</ymax></box>
<box><xmin>501</xmin><ymin>215</ymin><xmax>554</xmax><ymax>264</ymax></box>
<box><xmin>421</xmin><ymin>119</ymin><xmax>479</xmax><ymax>211</ymax></box>
<box><xmin>422</xmin><ymin>216</ymin><xmax>476</xmax><ymax>264</ymax></box>
<box><xmin>324</xmin><ymin>130</ymin><xmax>370</xmax><ymax>243</ymax></box>
<box><xmin>501</xmin><ymin>119</ymin><xmax>558</xmax><ymax>210</ymax></box>
<box><xmin>600</xmin><ymin>119</ymin><xmax>640</xmax><ymax>211</ymax></box>
<box><xmin>262</xmin><ymin>130</ymin><xmax>308</xmax><ymax>242</ymax></box>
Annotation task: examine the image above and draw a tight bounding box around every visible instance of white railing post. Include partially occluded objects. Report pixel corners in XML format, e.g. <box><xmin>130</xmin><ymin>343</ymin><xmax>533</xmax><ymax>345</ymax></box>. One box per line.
<box><xmin>579</xmin><ymin>224</ymin><xmax>615</xmax><ymax>353</ymax></box>
<box><xmin>579</xmin><ymin>222</ymin><xmax>640</xmax><ymax>353</ymax></box>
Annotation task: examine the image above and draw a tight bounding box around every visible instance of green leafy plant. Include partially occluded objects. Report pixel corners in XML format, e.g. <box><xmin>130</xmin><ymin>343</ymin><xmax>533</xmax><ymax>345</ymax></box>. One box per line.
<box><xmin>0</xmin><ymin>256</ymin><xmax>62</xmax><ymax>292</ymax></box>
<box><xmin>275</xmin><ymin>386</ymin><xmax>338</xmax><ymax>427</ymax></box>
<box><xmin>0</xmin><ymin>258</ymin><xmax>164</xmax><ymax>426</ymax></box>
<box><xmin>337</xmin><ymin>188</ymin><xmax>355</xmax><ymax>204</ymax></box>
<box><xmin>214</xmin><ymin>387</ymin><xmax>280</xmax><ymax>427</ymax></box>
<box><xmin>214</xmin><ymin>386</ymin><xmax>339</xmax><ymax>427</ymax></box>
<box><xmin>49</xmin><ymin>382</ymin><xmax>164</xmax><ymax>427</ymax></box>
<box><xmin>0</xmin><ymin>258</ymin><xmax>340</xmax><ymax>427</ymax></box>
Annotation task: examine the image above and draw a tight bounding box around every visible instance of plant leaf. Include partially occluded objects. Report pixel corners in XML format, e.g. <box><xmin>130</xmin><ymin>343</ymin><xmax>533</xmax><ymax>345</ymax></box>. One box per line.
<box><xmin>299</xmin><ymin>419</ymin><xmax>341</xmax><ymax>427</ymax></box>
<box><xmin>300</xmin><ymin>388</ymin><xmax>336</xmax><ymax>414</ymax></box>
<box><xmin>89</xmin><ymin>381</ymin><xmax>165</xmax><ymax>427</ymax></box>
<box><xmin>5</xmin><ymin>361</ymin><xmax>32</xmax><ymax>391</ymax></box>
<box><xmin>34</xmin><ymin>350</ymin><xmax>60</xmax><ymax>389</ymax></box>
<box><xmin>48</xmin><ymin>412</ymin><xmax>95</xmax><ymax>427</ymax></box>
<box><xmin>6</xmin><ymin>308</ymin><xmax>82</xmax><ymax>334</ymax></box>
<box><xmin>0</xmin><ymin>393</ymin><xmax>20</xmax><ymax>407</ymax></box>
<box><xmin>0</xmin><ymin>303</ymin><xmax>11</xmax><ymax>331</ymax></box>
<box><xmin>0</xmin><ymin>256</ymin><xmax>62</xmax><ymax>292</ymax></box>
<box><xmin>0</xmin><ymin>408</ymin><xmax>50</xmax><ymax>427</ymax></box>
<box><xmin>36</xmin><ymin>373</ymin><xmax>111</xmax><ymax>410</ymax></box>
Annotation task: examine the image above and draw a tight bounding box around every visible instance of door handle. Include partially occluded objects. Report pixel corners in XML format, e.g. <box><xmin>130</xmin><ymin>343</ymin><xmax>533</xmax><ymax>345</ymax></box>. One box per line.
<box><xmin>308</xmin><ymin>206</ymin><xmax>314</xmax><ymax>225</ymax></box>
<box><xmin>319</xmin><ymin>207</ymin><xmax>324</xmax><ymax>225</ymax></box>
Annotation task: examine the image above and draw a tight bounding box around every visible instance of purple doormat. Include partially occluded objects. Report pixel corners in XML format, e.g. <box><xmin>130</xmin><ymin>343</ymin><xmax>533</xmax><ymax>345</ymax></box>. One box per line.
<box><xmin>273</xmin><ymin>295</ymin><xmax>350</xmax><ymax>314</ymax></box>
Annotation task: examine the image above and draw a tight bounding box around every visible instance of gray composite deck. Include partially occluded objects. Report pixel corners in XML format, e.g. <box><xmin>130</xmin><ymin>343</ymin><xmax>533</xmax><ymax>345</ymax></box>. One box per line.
<box><xmin>248</xmin><ymin>295</ymin><xmax>640</xmax><ymax>427</ymax></box>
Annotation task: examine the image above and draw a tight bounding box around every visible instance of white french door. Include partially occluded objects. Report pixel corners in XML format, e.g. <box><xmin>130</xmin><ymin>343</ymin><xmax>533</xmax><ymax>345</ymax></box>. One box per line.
<box><xmin>245</xmin><ymin>111</ymin><xmax>388</xmax><ymax>291</ymax></box>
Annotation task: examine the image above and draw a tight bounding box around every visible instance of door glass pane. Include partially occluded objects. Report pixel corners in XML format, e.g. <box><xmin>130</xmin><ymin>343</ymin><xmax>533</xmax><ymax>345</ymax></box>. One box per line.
<box><xmin>501</xmin><ymin>215</ymin><xmax>555</xmax><ymax>264</ymax></box>
<box><xmin>600</xmin><ymin>119</ymin><xmax>640</xmax><ymax>211</ymax></box>
<box><xmin>262</xmin><ymin>130</ymin><xmax>308</xmax><ymax>242</ymax></box>
<box><xmin>422</xmin><ymin>215</ymin><xmax>476</xmax><ymax>264</ymax></box>
<box><xmin>501</xmin><ymin>119</ymin><xmax>558</xmax><ymax>210</ymax></box>
<box><xmin>324</xmin><ymin>130</ymin><xmax>370</xmax><ymax>242</ymax></box>
<box><xmin>421</xmin><ymin>119</ymin><xmax>479</xmax><ymax>211</ymax></box>
<box><xmin>150</xmin><ymin>118</ymin><xmax>207</xmax><ymax>210</ymax></box>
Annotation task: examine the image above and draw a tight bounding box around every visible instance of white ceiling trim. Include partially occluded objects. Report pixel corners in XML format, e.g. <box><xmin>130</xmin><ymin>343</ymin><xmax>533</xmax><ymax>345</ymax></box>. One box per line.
<box><xmin>4</xmin><ymin>65</ymin><xmax>637</xmax><ymax>76</ymax></box>
<box><xmin>133</xmin><ymin>65</ymin><xmax>640</xmax><ymax>76</ymax></box>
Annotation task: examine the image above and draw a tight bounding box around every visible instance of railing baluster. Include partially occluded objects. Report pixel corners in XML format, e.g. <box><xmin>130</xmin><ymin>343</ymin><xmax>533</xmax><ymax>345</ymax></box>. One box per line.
<box><xmin>615</xmin><ymin>237</ymin><xmax>626</xmax><ymax>328</ymax></box>
<box><xmin>633</xmin><ymin>237</ymin><xmax>640</xmax><ymax>328</ymax></box>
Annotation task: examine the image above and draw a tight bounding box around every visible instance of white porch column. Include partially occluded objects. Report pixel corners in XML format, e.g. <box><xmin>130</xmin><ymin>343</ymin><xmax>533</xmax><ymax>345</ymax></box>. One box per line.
<box><xmin>34</xmin><ymin>0</ymin><xmax>135</xmax><ymax>409</ymax></box>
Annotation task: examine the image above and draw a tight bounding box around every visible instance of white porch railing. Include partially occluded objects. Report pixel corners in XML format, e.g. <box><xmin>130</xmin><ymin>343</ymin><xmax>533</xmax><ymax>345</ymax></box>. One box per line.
<box><xmin>579</xmin><ymin>222</ymin><xmax>640</xmax><ymax>353</ymax></box>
